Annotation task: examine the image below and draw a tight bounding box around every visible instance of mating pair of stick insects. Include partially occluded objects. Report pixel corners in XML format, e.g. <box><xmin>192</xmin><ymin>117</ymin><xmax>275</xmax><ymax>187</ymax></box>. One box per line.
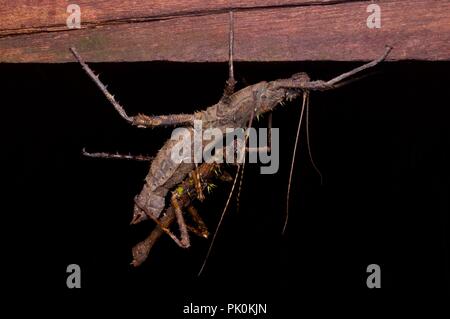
<box><xmin>72</xmin><ymin>11</ymin><xmax>392</xmax><ymax>274</ymax></box>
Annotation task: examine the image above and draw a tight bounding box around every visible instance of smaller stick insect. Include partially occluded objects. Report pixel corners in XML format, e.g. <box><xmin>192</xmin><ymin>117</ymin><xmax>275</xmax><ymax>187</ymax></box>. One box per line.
<box><xmin>73</xmin><ymin>11</ymin><xmax>392</xmax><ymax>273</ymax></box>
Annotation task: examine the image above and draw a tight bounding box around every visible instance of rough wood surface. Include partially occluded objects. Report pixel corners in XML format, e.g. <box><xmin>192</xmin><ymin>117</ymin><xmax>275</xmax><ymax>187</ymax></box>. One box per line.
<box><xmin>0</xmin><ymin>0</ymin><xmax>449</xmax><ymax>62</ymax></box>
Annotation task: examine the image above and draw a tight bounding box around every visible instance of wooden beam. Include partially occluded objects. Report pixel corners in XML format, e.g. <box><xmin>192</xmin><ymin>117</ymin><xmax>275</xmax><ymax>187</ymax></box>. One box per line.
<box><xmin>0</xmin><ymin>0</ymin><xmax>449</xmax><ymax>62</ymax></box>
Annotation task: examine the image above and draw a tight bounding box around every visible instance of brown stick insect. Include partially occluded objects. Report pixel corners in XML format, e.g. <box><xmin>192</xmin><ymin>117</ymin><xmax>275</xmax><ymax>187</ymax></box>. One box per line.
<box><xmin>71</xmin><ymin>12</ymin><xmax>392</xmax><ymax>274</ymax></box>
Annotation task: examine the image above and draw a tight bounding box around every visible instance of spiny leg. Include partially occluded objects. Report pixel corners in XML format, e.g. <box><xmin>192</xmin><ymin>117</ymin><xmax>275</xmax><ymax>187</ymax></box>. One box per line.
<box><xmin>192</xmin><ymin>164</ymin><xmax>205</xmax><ymax>202</ymax></box>
<box><xmin>82</xmin><ymin>148</ymin><xmax>153</xmax><ymax>161</ymax></box>
<box><xmin>221</xmin><ymin>11</ymin><xmax>236</xmax><ymax>101</ymax></box>
<box><xmin>324</xmin><ymin>46</ymin><xmax>392</xmax><ymax>88</ymax></box>
<box><xmin>70</xmin><ymin>47</ymin><xmax>194</xmax><ymax>128</ymax></box>
<box><xmin>185</xmin><ymin>206</ymin><xmax>209</xmax><ymax>239</ymax></box>
<box><xmin>308</xmin><ymin>46</ymin><xmax>392</xmax><ymax>90</ymax></box>
<box><xmin>170</xmin><ymin>192</ymin><xmax>190</xmax><ymax>248</ymax></box>
<box><xmin>277</xmin><ymin>46</ymin><xmax>392</xmax><ymax>91</ymax></box>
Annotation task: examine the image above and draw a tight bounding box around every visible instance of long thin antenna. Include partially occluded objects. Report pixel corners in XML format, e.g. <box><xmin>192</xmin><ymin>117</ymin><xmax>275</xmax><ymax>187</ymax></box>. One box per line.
<box><xmin>236</xmin><ymin>106</ymin><xmax>256</xmax><ymax>213</ymax></box>
<box><xmin>198</xmin><ymin>165</ymin><xmax>241</xmax><ymax>276</ymax></box>
<box><xmin>305</xmin><ymin>96</ymin><xmax>323</xmax><ymax>184</ymax></box>
<box><xmin>283</xmin><ymin>92</ymin><xmax>308</xmax><ymax>234</ymax></box>
<box><xmin>199</xmin><ymin>104</ymin><xmax>256</xmax><ymax>275</ymax></box>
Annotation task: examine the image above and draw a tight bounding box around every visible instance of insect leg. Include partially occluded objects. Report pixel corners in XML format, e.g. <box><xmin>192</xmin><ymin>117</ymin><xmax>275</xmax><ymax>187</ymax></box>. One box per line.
<box><xmin>192</xmin><ymin>164</ymin><xmax>205</xmax><ymax>202</ymax></box>
<box><xmin>170</xmin><ymin>192</ymin><xmax>191</xmax><ymax>248</ymax></box>
<box><xmin>221</xmin><ymin>11</ymin><xmax>236</xmax><ymax>101</ymax></box>
<box><xmin>131</xmin><ymin>207</ymin><xmax>176</xmax><ymax>267</ymax></box>
<box><xmin>70</xmin><ymin>47</ymin><xmax>194</xmax><ymax>128</ymax></box>
<box><xmin>325</xmin><ymin>46</ymin><xmax>392</xmax><ymax>87</ymax></box>
<box><xmin>134</xmin><ymin>197</ymin><xmax>190</xmax><ymax>248</ymax></box>
<box><xmin>274</xmin><ymin>46</ymin><xmax>392</xmax><ymax>91</ymax></box>
<box><xmin>82</xmin><ymin>148</ymin><xmax>153</xmax><ymax>161</ymax></box>
<box><xmin>306</xmin><ymin>46</ymin><xmax>392</xmax><ymax>91</ymax></box>
<box><xmin>185</xmin><ymin>206</ymin><xmax>209</xmax><ymax>239</ymax></box>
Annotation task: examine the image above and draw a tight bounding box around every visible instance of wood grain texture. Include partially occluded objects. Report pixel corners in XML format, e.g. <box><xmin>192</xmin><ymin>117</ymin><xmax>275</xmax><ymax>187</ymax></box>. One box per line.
<box><xmin>0</xmin><ymin>0</ymin><xmax>449</xmax><ymax>62</ymax></box>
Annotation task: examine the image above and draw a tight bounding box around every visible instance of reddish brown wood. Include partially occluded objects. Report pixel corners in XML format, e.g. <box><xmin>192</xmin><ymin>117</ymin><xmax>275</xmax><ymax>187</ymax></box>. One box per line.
<box><xmin>0</xmin><ymin>0</ymin><xmax>449</xmax><ymax>62</ymax></box>
<box><xmin>0</xmin><ymin>1</ymin><xmax>361</xmax><ymax>33</ymax></box>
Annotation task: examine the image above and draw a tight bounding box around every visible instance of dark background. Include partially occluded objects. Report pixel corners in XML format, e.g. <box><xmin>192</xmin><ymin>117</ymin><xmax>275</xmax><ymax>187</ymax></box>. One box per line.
<box><xmin>5</xmin><ymin>59</ymin><xmax>449</xmax><ymax>315</ymax></box>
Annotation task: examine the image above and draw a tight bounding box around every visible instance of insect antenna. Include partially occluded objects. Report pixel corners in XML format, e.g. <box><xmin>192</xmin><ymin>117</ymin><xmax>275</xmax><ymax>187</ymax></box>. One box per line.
<box><xmin>283</xmin><ymin>91</ymin><xmax>308</xmax><ymax>234</ymax></box>
<box><xmin>198</xmin><ymin>164</ymin><xmax>242</xmax><ymax>276</ymax></box>
<box><xmin>199</xmin><ymin>104</ymin><xmax>256</xmax><ymax>275</ymax></box>
<box><xmin>305</xmin><ymin>95</ymin><xmax>323</xmax><ymax>184</ymax></box>
<box><xmin>236</xmin><ymin>107</ymin><xmax>256</xmax><ymax>213</ymax></box>
<box><xmin>235</xmin><ymin>161</ymin><xmax>245</xmax><ymax>213</ymax></box>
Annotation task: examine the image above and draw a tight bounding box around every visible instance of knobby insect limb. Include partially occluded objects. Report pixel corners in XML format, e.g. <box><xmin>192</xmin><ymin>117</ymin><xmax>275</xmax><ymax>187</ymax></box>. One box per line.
<box><xmin>324</xmin><ymin>46</ymin><xmax>392</xmax><ymax>87</ymax></box>
<box><xmin>276</xmin><ymin>46</ymin><xmax>392</xmax><ymax>92</ymax></box>
<box><xmin>170</xmin><ymin>192</ymin><xmax>191</xmax><ymax>248</ymax></box>
<box><xmin>70</xmin><ymin>47</ymin><xmax>132</xmax><ymax>123</ymax></box>
<box><xmin>283</xmin><ymin>91</ymin><xmax>308</xmax><ymax>234</ymax></box>
<box><xmin>192</xmin><ymin>163</ymin><xmax>205</xmax><ymax>202</ymax></box>
<box><xmin>70</xmin><ymin>47</ymin><xmax>195</xmax><ymax>128</ymax></box>
<box><xmin>82</xmin><ymin>148</ymin><xmax>154</xmax><ymax>161</ymax></box>
<box><xmin>133</xmin><ymin>113</ymin><xmax>195</xmax><ymax>128</ymax></box>
<box><xmin>222</xmin><ymin>11</ymin><xmax>236</xmax><ymax>101</ymax></box>
<box><xmin>186</xmin><ymin>206</ymin><xmax>209</xmax><ymax>239</ymax></box>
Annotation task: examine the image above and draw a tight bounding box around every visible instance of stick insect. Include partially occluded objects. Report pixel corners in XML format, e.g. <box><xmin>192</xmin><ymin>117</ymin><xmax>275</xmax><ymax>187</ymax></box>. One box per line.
<box><xmin>72</xmin><ymin>12</ymin><xmax>392</xmax><ymax>274</ymax></box>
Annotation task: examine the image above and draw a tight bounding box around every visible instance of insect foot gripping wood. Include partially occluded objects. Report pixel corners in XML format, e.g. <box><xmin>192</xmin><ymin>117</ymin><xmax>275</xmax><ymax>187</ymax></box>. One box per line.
<box><xmin>71</xmin><ymin>12</ymin><xmax>392</xmax><ymax>270</ymax></box>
